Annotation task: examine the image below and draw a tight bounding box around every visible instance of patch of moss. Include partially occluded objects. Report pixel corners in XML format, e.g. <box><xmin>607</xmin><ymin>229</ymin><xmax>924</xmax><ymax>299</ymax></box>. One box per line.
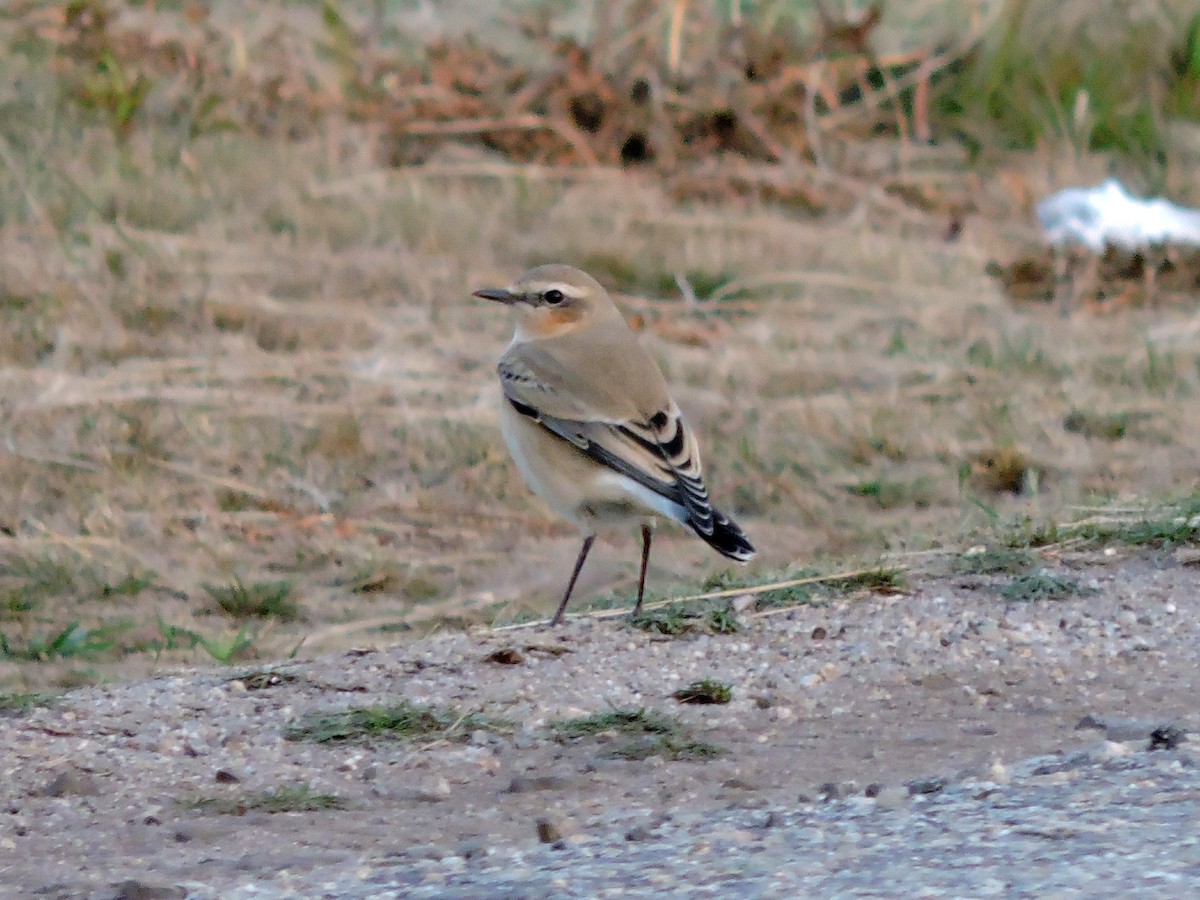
<box><xmin>285</xmin><ymin>701</ymin><xmax>509</xmax><ymax>744</ymax></box>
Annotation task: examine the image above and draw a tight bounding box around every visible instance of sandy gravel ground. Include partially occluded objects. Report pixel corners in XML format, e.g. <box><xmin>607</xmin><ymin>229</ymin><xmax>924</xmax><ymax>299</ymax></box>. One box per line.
<box><xmin>1</xmin><ymin>550</ymin><xmax>1196</xmax><ymax>898</ymax></box>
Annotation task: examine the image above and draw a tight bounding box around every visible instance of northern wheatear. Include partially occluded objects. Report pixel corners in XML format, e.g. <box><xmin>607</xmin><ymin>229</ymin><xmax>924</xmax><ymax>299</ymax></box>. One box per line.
<box><xmin>474</xmin><ymin>264</ymin><xmax>755</xmax><ymax>625</ymax></box>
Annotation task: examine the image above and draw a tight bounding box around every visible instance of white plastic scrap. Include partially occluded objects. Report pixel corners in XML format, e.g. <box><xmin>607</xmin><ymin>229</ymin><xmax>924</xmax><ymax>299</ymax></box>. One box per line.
<box><xmin>1036</xmin><ymin>178</ymin><xmax>1200</xmax><ymax>251</ymax></box>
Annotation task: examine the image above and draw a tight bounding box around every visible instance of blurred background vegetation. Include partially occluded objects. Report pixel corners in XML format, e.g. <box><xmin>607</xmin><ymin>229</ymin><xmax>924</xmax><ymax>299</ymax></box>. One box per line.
<box><xmin>5</xmin><ymin>1</ymin><xmax>1199</xmax><ymax>175</ymax></box>
<box><xmin>2</xmin><ymin>0</ymin><xmax>1200</xmax><ymax>689</ymax></box>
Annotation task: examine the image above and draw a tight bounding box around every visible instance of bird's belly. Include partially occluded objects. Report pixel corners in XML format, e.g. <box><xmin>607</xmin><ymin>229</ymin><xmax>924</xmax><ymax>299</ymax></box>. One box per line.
<box><xmin>587</xmin><ymin>471</ymin><xmax>687</xmax><ymax>524</ymax></box>
<box><xmin>499</xmin><ymin>402</ymin><xmax>684</xmax><ymax>529</ymax></box>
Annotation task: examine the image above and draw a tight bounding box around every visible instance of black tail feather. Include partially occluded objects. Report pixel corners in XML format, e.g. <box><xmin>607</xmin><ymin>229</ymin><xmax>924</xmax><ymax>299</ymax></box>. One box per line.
<box><xmin>693</xmin><ymin>507</ymin><xmax>755</xmax><ymax>562</ymax></box>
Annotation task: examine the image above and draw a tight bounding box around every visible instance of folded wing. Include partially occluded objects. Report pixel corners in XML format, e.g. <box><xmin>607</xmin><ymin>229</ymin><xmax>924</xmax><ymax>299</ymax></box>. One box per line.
<box><xmin>499</xmin><ymin>344</ymin><xmax>755</xmax><ymax>561</ymax></box>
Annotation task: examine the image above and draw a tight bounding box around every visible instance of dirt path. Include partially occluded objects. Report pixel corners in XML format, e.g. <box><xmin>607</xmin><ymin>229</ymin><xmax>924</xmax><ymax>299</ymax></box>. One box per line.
<box><xmin>1</xmin><ymin>551</ymin><xmax>1195</xmax><ymax>897</ymax></box>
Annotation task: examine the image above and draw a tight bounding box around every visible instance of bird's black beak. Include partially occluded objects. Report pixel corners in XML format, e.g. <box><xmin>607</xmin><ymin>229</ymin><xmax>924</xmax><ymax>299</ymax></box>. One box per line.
<box><xmin>473</xmin><ymin>287</ymin><xmax>520</xmax><ymax>305</ymax></box>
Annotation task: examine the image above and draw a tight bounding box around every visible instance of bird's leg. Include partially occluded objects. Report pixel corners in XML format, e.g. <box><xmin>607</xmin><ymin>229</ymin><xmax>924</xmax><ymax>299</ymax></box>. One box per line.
<box><xmin>550</xmin><ymin>535</ymin><xmax>595</xmax><ymax>626</ymax></box>
<box><xmin>633</xmin><ymin>524</ymin><xmax>652</xmax><ymax>616</ymax></box>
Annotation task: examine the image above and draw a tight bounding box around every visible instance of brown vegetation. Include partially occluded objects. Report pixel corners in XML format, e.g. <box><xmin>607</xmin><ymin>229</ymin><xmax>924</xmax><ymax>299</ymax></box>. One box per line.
<box><xmin>2</xmin><ymin>1</ymin><xmax>1200</xmax><ymax>690</ymax></box>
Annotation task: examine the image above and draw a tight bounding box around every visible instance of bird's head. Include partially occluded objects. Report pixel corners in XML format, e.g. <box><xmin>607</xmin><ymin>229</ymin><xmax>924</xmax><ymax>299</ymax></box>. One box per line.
<box><xmin>473</xmin><ymin>264</ymin><xmax>618</xmax><ymax>340</ymax></box>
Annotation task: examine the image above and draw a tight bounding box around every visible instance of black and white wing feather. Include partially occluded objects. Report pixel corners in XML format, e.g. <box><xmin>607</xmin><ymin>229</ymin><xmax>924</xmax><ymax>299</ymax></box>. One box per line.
<box><xmin>499</xmin><ymin>347</ymin><xmax>755</xmax><ymax>561</ymax></box>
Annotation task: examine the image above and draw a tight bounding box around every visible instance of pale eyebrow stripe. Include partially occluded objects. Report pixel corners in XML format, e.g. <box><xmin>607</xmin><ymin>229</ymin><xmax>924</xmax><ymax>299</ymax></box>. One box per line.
<box><xmin>526</xmin><ymin>282</ymin><xmax>586</xmax><ymax>299</ymax></box>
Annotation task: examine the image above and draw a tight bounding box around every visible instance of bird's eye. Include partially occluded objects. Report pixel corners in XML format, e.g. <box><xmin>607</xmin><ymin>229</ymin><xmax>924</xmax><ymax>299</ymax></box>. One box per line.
<box><xmin>543</xmin><ymin>289</ymin><xmax>565</xmax><ymax>305</ymax></box>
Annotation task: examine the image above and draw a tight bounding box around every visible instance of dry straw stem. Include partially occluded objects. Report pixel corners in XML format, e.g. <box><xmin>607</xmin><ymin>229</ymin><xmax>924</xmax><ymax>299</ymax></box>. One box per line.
<box><xmin>488</xmin><ymin>566</ymin><xmax>910</xmax><ymax>632</ymax></box>
<box><xmin>398</xmin><ymin>115</ymin><xmax>600</xmax><ymax>165</ymax></box>
<box><xmin>0</xmin><ymin>529</ymin><xmax>161</xmax><ymax>586</ymax></box>
<box><xmin>705</xmin><ymin>269</ymin><xmax>971</xmax><ymax>304</ymax></box>
<box><xmin>308</xmin><ymin>163</ymin><xmax>622</xmax><ymax>198</ymax></box>
<box><xmin>815</xmin><ymin>24</ymin><xmax>998</xmax><ymax>134</ymax></box>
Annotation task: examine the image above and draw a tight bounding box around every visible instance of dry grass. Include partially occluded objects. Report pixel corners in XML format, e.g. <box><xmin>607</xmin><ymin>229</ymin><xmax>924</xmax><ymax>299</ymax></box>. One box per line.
<box><xmin>2</xmin><ymin>1</ymin><xmax>1200</xmax><ymax>689</ymax></box>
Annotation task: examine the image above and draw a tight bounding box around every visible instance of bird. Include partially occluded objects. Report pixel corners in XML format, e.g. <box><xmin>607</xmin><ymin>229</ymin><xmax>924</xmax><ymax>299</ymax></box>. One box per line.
<box><xmin>473</xmin><ymin>263</ymin><xmax>755</xmax><ymax>625</ymax></box>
